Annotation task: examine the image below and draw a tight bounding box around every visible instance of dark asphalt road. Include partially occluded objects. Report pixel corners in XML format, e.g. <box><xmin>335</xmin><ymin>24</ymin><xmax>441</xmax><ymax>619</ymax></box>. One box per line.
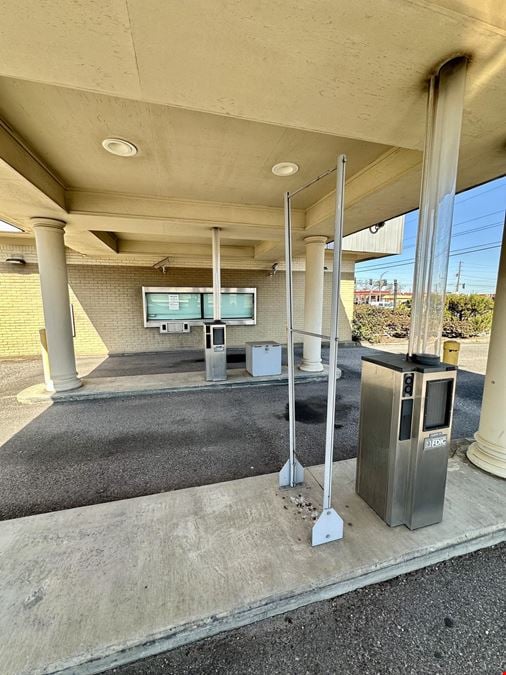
<box><xmin>0</xmin><ymin>350</ymin><xmax>500</xmax><ymax>675</ymax></box>
<box><xmin>107</xmin><ymin>544</ymin><xmax>505</xmax><ymax>675</ymax></box>
<box><xmin>0</xmin><ymin>346</ymin><xmax>484</xmax><ymax>519</ymax></box>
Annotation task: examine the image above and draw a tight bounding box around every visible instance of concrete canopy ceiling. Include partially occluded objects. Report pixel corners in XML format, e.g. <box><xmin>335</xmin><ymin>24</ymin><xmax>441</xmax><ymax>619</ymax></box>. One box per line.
<box><xmin>0</xmin><ymin>78</ymin><xmax>391</xmax><ymax>208</ymax></box>
<box><xmin>0</xmin><ymin>0</ymin><xmax>504</xmax><ymax>265</ymax></box>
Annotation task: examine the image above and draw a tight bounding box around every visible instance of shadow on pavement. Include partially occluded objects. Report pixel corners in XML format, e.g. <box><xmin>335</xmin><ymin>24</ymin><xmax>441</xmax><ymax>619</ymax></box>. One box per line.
<box><xmin>0</xmin><ymin>346</ymin><xmax>484</xmax><ymax>520</ymax></box>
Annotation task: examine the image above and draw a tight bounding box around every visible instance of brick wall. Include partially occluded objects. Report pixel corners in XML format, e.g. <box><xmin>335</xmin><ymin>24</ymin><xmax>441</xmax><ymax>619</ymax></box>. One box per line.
<box><xmin>0</xmin><ymin>248</ymin><xmax>355</xmax><ymax>357</ymax></box>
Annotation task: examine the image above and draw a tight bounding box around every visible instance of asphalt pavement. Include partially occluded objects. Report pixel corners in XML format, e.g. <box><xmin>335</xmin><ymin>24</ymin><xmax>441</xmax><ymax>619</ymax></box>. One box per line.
<box><xmin>106</xmin><ymin>543</ymin><xmax>505</xmax><ymax>675</ymax></box>
<box><xmin>0</xmin><ymin>345</ymin><xmax>485</xmax><ymax>519</ymax></box>
<box><xmin>0</xmin><ymin>346</ymin><xmax>501</xmax><ymax>675</ymax></box>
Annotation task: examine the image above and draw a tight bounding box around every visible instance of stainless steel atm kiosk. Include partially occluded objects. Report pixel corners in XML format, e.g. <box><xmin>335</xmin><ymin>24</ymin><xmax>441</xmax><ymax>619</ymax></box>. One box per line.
<box><xmin>204</xmin><ymin>320</ymin><xmax>227</xmax><ymax>382</ymax></box>
<box><xmin>356</xmin><ymin>353</ymin><xmax>456</xmax><ymax>530</ymax></box>
<box><xmin>356</xmin><ymin>59</ymin><xmax>469</xmax><ymax>532</ymax></box>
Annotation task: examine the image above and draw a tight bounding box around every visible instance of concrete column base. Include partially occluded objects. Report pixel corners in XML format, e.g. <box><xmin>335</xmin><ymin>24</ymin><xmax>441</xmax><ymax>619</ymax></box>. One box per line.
<box><xmin>53</xmin><ymin>375</ymin><xmax>83</xmax><ymax>393</ymax></box>
<box><xmin>299</xmin><ymin>360</ymin><xmax>324</xmax><ymax>373</ymax></box>
<box><xmin>467</xmin><ymin>435</ymin><xmax>506</xmax><ymax>479</ymax></box>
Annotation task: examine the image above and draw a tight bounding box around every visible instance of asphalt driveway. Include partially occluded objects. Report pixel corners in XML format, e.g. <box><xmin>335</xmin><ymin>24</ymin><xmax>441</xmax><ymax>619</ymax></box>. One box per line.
<box><xmin>107</xmin><ymin>543</ymin><xmax>505</xmax><ymax>675</ymax></box>
<box><xmin>0</xmin><ymin>345</ymin><xmax>486</xmax><ymax>520</ymax></box>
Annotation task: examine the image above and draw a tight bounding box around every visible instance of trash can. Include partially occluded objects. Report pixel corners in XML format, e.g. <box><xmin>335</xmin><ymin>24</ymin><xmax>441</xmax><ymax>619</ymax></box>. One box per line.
<box><xmin>442</xmin><ymin>340</ymin><xmax>460</xmax><ymax>366</ymax></box>
<box><xmin>245</xmin><ymin>341</ymin><xmax>282</xmax><ymax>376</ymax></box>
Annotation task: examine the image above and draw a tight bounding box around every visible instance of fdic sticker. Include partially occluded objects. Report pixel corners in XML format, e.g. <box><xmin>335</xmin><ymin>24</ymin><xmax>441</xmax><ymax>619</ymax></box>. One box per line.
<box><xmin>423</xmin><ymin>433</ymin><xmax>448</xmax><ymax>450</ymax></box>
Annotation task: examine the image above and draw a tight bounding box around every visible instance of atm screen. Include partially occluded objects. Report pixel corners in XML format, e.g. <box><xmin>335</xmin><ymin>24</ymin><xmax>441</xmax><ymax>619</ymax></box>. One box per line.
<box><xmin>213</xmin><ymin>327</ymin><xmax>225</xmax><ymax>346</ymax></box>
<box><xmin>423</xmin><ymin>379</ymin><xmax>453</xmax><ymax>431</ymax></box>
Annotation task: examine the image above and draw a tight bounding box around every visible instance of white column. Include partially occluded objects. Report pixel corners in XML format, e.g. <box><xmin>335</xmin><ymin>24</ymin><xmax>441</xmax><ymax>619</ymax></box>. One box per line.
<box><xmin>467</xmin><ymin>233</ymin><xmax>506</xmax><ymax>478</ymax></box>
<box><xmin>211</xmin><ymin>227</ymin><xmax>221</xmax><ymax>321</ymax></box>
<box><xmin>32</xmin><ymin>218</ymin><xmax>81</xmax><ymax>392</ymax></box>
<box><xmin>300</xmin><ymin>235</ymin><xmax>327</xmax><ymax>372</ymax></box>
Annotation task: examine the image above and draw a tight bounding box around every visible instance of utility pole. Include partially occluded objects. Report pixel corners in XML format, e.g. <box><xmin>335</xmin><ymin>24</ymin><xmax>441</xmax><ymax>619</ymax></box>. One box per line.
<box><xmin>455</xmin><ymin>260</ymin><xmax>462</xmax><ymax>293</ymax></box>
<box><xmin>393</xmin><ymin>279</ymin><xmax>398</xmax><ymax>309</ymax></box>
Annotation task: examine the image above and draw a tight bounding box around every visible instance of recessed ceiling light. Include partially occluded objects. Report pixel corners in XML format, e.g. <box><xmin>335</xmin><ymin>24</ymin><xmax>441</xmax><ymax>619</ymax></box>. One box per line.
<box><xmin>102</xmin><ymin>138</ymin><xmax>138</xmax><ymax>157</ymax></box>
<box><xmin>272</xmin><ymin>161</ymin><xmax>299</xmax><ymax>177</ymax></box>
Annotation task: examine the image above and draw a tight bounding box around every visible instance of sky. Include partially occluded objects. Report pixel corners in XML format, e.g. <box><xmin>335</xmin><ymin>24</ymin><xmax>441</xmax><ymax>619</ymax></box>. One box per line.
<box><xmin>356</xmin><ymin>175</ymin><xmax>506</xmax><ymax>295</ymax></box>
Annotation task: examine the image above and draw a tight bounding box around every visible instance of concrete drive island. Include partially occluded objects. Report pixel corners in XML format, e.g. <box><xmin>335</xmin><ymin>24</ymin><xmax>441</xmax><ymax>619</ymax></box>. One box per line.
<box><xmin>0</xmin><ymin>451</ymin><xmax>504</xmax><ymax>675</ymax></box>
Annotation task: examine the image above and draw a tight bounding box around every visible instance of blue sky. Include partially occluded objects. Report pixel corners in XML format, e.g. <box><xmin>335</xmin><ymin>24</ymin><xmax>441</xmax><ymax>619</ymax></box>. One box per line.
<box><xmin>356</xmin><ymin>175</ymin><xmax>506</xmax><ymax>295</ymax></box>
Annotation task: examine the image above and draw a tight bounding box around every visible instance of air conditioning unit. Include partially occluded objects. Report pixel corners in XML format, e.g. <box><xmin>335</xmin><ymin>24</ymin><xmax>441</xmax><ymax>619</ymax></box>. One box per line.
<box><xmin>160</xmin><ymin>322</ymin><xmax>191</xmax><ymax>334</ymax></box>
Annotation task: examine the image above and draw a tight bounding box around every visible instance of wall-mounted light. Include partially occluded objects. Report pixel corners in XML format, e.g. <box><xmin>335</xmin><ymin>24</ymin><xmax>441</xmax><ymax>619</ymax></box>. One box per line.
<box><xmin>5</xmin><ymin>256</ymin><xmax>25</xmax><ymax>265</ymax></box>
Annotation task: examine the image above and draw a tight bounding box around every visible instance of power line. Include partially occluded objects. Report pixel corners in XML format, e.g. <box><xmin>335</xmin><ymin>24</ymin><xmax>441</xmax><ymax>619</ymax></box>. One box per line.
<box><xmin>454</xmin><ymin>182</ymin><xmax>506</xmax><ymax>205</ymax></box>
<box><xmin>360</xmin><ymin>242</ymin><xmax>502</xmax><ymax>272</ymax></box>
<box><xmin>358</xmin><ymin>241</ymin><xmax>502</xmax><ymax>273</ymax></box>
<box><xmin>402</xmin><ymin>211</ymin><xmax>505</xmax><ymax>245</ymax></box>
<box><xmin>402</xmin><ymin>221</ymin><xmax>503</xmax><ymax>251</ymax></box>
<box><xmin>452</xmin><ymin>222</ymin><xmax>503</xmax><ymax>237</ymax></box>
<box><xmin>460</xmin><ymin>285</ymin><xmax>497</xmax><ymax>290</ymax></box>
<box><xmin>453</xmin><ymin>209</ymin><xmax>505</xmax><ymax>226</ymax></box>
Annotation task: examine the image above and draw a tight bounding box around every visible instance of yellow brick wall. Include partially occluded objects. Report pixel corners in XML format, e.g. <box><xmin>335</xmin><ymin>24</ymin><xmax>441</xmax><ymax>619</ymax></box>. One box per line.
<box><xmin>0</xmin><ymin>264</ymin><xmax>45</xmax><ymax>357</ymax></box>
<box><xmin>0</xmin><ymin>257</ymin><xmax>355</xmax><ymax>357</ymax></box>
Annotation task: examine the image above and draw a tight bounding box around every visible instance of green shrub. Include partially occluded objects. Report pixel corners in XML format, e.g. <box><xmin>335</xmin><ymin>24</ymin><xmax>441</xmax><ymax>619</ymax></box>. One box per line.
<box><xmin>353</xmin><ymin>294</ymin><xmax>494</xmax><ymax>343</ymax></box>
<box><xmin>442</xmin><ymin>317</ymin><xmax>476</xmax><ymax>339</ymax></box>
<box><xmin>352</xmin><ymin>305</ymin><xmax>410</xmax><ymax>342</ymax></box>
<box><xmin>445</xmin><ymin>293</ymin><xmax>494</xmax><ymax>334</ymax></box>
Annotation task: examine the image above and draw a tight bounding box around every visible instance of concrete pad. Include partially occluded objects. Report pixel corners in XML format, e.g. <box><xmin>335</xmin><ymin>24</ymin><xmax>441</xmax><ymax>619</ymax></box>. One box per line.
<box><xmin>17</xmin><ymin>365</ymin><xmax>331</xmax><ymax>404</ymax></box>
<box><xmin>0</xmin><ymin>453</ymin><xmax>504</xmax><ymax>675</ymax></box>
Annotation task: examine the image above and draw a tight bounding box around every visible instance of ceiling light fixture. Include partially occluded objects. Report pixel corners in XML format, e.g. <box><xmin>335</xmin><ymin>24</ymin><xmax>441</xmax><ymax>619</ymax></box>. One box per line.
<box><xmin>272</xmin><ymin>162</ymin><xmax>299</xmax><ymax>177</ymax></box>
<box><xmin>101</xmin><ymin>138</ymin><xmax>138</xmax><ymax>157</ymax></box>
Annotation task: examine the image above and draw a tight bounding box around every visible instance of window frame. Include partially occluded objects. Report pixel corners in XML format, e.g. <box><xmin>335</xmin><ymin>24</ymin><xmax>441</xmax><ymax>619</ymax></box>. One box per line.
<box><xmin>142</xmin><ymin>286</ymin><xmax>257</xmax><ymax>327</ymax></box>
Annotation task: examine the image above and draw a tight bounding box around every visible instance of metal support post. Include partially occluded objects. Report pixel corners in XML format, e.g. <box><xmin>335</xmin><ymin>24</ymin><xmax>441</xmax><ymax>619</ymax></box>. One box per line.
<box><xmin>312</xmin><ymin>155</ymin><xmax>346</xmax><ymax>546</ymax></box>
<box><xmin>279</xmin><ymin>192</ymin><xmax>304</xmax><ymax>487</ymax></box>
<box><xmin>277</xmin><ymin>155</ymin><xmax>346</xmax><ymax>545</ymax></box>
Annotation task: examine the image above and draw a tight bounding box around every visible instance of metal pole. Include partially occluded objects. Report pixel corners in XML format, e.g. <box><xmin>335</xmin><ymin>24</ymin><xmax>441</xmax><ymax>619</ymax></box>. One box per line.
<box><xmin>288</xmin><ymin>166</ymin><xmax>337</xmax><ymax>198</ymax></box>
<box><xmin>311</xmin><ymin>156</ymin><xmax>346</xmax><ymax>545</ymax></box>
<box><xmin>455</xmin><ymin>260</ymin><xmax>462</xmax><ymax>293</ymax></box>
<box><xmin>322</xmin><ymin>155</ymin><xmax>346</xmax><ymax>510</ymax></box>
<box><xmin>212</xmin><ymin>227</ymin><xmax>221</xmax><ymax>320</ymax></box>
<box><xmin>293</xmin><ymin>328</ymin><xmax>332</xmax><ymax>341</ymax></box>
<box><xmin>279</xmin><ymin>192</ymin><xmax>304</xmax><ymax>487</ymax></box>
<box><xmin>284</xmin><ymin>192</ymin><xmax>297</xmax><ymax>486</ymax></box>
<box><xmin>275</xmin><ymin>158</ymin><xmax>346</xmax><ymax>541</ymax></box>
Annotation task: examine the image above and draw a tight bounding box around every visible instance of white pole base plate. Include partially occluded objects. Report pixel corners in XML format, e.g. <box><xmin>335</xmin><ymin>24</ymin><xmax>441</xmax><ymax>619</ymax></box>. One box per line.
<box><xmin>312</xmin><ymin>508</ymin><xmax>344</xmax><ymax>546</ymax></box>
<box><xmin>278</xmin><ymin>457</ymin><xmax>305</xmax><ymax>487</ymax></box>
